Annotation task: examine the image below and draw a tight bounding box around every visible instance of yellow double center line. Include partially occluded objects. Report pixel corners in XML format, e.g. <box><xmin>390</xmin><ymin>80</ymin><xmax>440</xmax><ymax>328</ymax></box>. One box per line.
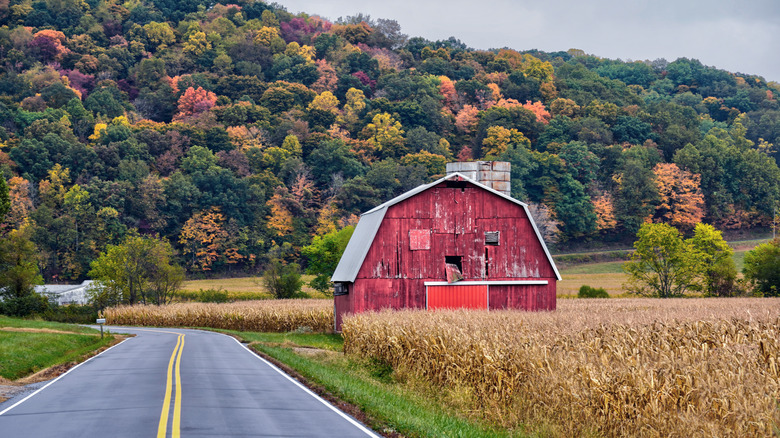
<box><xmin>158</xmin><ymin>333</ymin><xmax>185</xmax><ymax>438</ymax></box>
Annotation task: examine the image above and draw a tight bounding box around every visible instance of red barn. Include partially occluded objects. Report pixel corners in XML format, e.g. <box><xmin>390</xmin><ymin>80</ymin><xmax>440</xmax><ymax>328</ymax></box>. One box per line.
<box><xmin>331</xmin><ymin>165</ymin><xmax>560</xmax><ymax>331</ymax></box>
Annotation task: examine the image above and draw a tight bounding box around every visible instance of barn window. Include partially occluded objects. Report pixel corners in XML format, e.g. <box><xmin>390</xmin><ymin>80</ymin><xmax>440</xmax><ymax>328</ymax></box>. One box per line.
<box><xmin>445</xmin><ymin>256</ymin><xmax>463</xmax><ymax>283</ymax></box>
<box><xmin>333</xmin><ymin>282</ymin><xmax>349</xmax><ymax>296</ymax></box>
<box><xmin>445</xmin><ymin>256</ymin><xmax>462</xmax><ymax>271</ymax></box>
<box><xmin>409</xmin><ymin>229</ymin><xmax>431</xmax><ymax>250</ymax></box>
<box><xmin>485</xmin><ymin>231</ymin><xmax>500</xmax><ymax>245</ymax></box>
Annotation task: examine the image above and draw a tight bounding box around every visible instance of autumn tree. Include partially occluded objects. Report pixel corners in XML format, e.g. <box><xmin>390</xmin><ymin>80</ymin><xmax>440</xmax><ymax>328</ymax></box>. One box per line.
<box><xmin>482</xmin><ymin>126</ymin><xmax>530</xmax><ymax>158</ymax></box>
<box><xmin>653</xmin><ymin>163</ymin><xmax>705</xmax><ymax>230</ymax></box>
<box><xmin>312</xmin><ymin>59</ymin><xmax>338</xmax><ymax>92</ymax></box>
<box><xmin>439</xmin><ymin>75</ymin><xmax>457</xmax><ymax>111</ymax></box>
<box><xmin>308</xmin><ymin>90</ymin><xmax>340</xmax><ymax>114</ymax></box>
<box><xmin>143</xmin><ymin>21</ymin><xmax>176</xmax><ymax>51</ymax></box>
<box><xmin>362</xmin><ymin>112</ymin><xmax>405</xmax><ymax>159</ymax></box>
<box><xmin>400</xmin><ymin>151</ymin><xmax>447</xmax><ymax>177</ymax></box>
<box><xmin>592</xmin><ymin>191</ymin><xmax>617</xmax><ymax>232</ymax></box>
<box><xmin>338</xmin><ymin>87</ymin><xmax>366</xmax><ymax>132</ymax></box>
<box><xmin>174</xmin><ymin>86</ymin><xmax>217</xmax><ymax>121</ymax></box>
<box><xmin>179</xmin><ymin>207</ymin><xmax>233</xmax><ymax>272</ymax></box>
<box><xmin>266</xmin><ymin>188</ymin><xmax>295</xmax><ymax>236</ymax></box>
<box><xmin>0</xmin><ymin>177</ymin><xmax>9</xmax><ymax>228</ymax></box>
<box><xmin>455</xmin><ymin>104</ymin><xmax>480</xmax><ymax>134</ymax></box>
<box><xmin>522</xmin><ymin>101</ymin><xmax>551</xmax><ymax>124</ymax></box>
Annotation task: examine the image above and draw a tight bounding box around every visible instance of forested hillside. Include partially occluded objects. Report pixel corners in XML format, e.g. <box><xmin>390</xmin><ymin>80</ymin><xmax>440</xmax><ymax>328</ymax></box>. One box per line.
<box><xmin>1</xmin><ymin>0</ymin><xmax>779</xmax><ymax>281</ymax></box>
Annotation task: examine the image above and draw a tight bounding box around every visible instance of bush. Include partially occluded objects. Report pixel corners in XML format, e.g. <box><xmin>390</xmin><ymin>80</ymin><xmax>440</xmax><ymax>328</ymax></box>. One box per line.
<box><xmin>743</xmin><ymin>239</ymin><xmax>780</xmax><ymax>296</ymax></box>
<box><xmin>42</xmin><ymin>304</ymin><xmax>99</xmax><ymax>324</ymax></box>
<box><xmin>263</xmin><ymin>259</ymin><xmax>304</xmax><ymax>299</ymax></box>
<box><xmin>578</xmin><ymin>285</ymin><xmax>609</xmax><ymax>298</ymax></box>
<box><xmin>0</xmin><ymin>293</ymin><xmax>51</xmax><ymax>317</ymax></box>
<box><xmin>197</xmin><ymin>288</ymin><xmax>230</xmax><ymax>303</ymax></box>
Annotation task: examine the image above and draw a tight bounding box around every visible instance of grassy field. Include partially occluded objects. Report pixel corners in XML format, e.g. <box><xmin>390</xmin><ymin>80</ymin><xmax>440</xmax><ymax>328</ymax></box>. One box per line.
<box><xmin>178</xmin><ymin>274</ymin><xmax>329</xmax><ymax>300</ymax></box>
<box><xmin>0</xmin><ymin>316</ymin><xmax>115</xmax><ymax>382</ymax></box>
<box><xmin>556</xmin><ymin>239</ymin><xmax>769</xmax><ymax>297</ymax></box>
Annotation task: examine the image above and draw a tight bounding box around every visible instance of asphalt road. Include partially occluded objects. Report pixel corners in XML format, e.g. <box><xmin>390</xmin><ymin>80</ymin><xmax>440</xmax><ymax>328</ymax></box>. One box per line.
<box><xmin>0</xmin><ymin>327</ymin><xmax>379</xmax><ymax>437</ymax></box>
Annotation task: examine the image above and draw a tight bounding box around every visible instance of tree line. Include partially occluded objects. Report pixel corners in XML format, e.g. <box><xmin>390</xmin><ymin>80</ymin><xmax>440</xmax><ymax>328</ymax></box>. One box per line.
<box><xmin>0</xmin><ymin>0</ymin><xmax>778</xmax><ymax>288</ymax></box>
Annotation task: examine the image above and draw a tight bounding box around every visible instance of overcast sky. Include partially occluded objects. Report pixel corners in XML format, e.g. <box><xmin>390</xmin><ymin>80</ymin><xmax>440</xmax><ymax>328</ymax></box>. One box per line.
<box><xmin>276</xmin><ymin>0</ymin><xmax>780</xmax><ymax>83</ymax></box>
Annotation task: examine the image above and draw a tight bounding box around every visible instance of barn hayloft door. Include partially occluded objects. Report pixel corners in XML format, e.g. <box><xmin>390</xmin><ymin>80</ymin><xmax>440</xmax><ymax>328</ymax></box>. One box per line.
<box><xmin>426</xmin><ymin>284</ymin><xmax>488</xmax><ymax>310</ymax></box>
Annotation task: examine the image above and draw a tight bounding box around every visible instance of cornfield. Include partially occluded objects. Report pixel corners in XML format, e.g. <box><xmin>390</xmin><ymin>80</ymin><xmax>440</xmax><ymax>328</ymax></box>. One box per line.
<box><xmin>342</xmin><ymin>298</ymin><xmax>780</xmax><ymax>437</ymax></box>
<box><xmin>104</xmin><ymin>300</ymin><xmax>333</xmax><ymax>333</ymax></box>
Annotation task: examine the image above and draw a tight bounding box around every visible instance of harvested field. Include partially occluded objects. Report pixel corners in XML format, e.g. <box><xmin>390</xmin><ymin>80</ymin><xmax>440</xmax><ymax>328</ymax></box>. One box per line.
<box><xmin>342</xmin><ymin>298</ymin><xmax>780</xmax><ymax>437</ymax></box>
<box><xmin>104</xmin><ymin>300</ymin><xmax>333</xmax><ymax>333</ymax></box>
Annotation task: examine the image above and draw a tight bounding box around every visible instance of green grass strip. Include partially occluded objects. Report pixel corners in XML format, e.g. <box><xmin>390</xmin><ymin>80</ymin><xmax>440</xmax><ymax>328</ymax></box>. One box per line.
<box><xmin>0</xmin><ymin>315</ymin><xmax>99</xmax><ymax>334</ymax></box>
<box><xmin>0</xmin><ymin>316</ymin><xmax>114</xmax><ymax>380</ymax></box>
<box><xmin>0</xmin><ymin>332</ymin><xmax>113</xmax><ymax>380</ymax></box>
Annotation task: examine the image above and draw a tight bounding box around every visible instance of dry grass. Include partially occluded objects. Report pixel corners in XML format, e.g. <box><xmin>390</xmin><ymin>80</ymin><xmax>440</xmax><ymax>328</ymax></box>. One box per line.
<box><xmin>179</xmin><ymin>275</ymin><xmax>329</xmax><ymax>300</ymax></box>
<box><xmin>104</xmin><ymin>300</ymin><xmax>333</xmax><ymax>332</ymax></box>
<box><xmin>342</xmin><ymin>299</ymin><xmax>780</xmax><ymax>437</ymax></box>
<box><xmin>179</xmin><ymin>277</ymin><xmax>268</xmax><ymax>294</ymax></box>
<box><xmin>557</xmin><ymin>272</ymin><xmax>629</xmax><ymax>297</ymax></box>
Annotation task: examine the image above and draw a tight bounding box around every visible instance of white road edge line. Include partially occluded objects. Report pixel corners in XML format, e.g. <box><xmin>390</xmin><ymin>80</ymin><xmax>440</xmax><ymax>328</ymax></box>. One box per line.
<box><xmin>0</xmin><ymin>337</ymin><xmax>129</xmax><ymax>416</ymax></box>
<box><xmin>228</xmin><ymin>336</ymin><xmax>382</xmax><ymax>438</ymax></box>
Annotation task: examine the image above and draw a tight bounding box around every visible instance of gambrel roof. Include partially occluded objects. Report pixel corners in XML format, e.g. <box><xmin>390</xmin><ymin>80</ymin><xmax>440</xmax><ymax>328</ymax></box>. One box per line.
<box><xmin>331</xmin><ymin>173</ymin><xmax>561</xmax><ymax>283</ymax></box>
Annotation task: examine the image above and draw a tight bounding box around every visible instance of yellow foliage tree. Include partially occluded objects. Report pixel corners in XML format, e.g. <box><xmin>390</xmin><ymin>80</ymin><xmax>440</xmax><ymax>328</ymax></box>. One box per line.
<box><xmin>338</xmin><ymin>88</ymin><xmax>366</xmax><ymax>129</ymax></box>
<box><xmin>653</xmin><ymin>163</ymin><xmax>705</xmax><ymax>230</ymax></box>
<box><xmin>400</xmin><ymin>151</ymin><xmax>447</xmax><ymax>177</ymax></box>
<box><xmin>482</xmin><ymin>126</ymin><xmax>530</xmax><ymax>158</ymax></box>
<box><xmin>179</xmin><ymin>207</ymin><xmax>230</xmax><ymax>272</ymax></box>
<box><xmin>308</xmin><ymin>91</ymin><xmax>340</xmax><ymax>113</ymax></box>
<box><xmin>592</xmin><ymin>192</ymin><xmax>617</xmax><ymax>232</ymax></box>
<box><xmin>285</xmin><ymin>42</ymin><xmax>316</xmax><ymax>62</ymax></box>
<box><xmin>266</xmin><ymin>192</ymin><xmax>294</xmax><ymax>236</ymax></box>
<box><xmin>362</xmin><ymin>112</ymin><xmax>405</xmax><ymax>158</ymax></box>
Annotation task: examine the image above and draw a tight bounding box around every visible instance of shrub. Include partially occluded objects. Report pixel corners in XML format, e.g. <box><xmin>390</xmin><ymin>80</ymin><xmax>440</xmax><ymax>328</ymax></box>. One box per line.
<box><xmin>263</xmin><ymin>259</ymin><xmax>304</xmax><ymax>299</ymax></box>
<box><xmin>0</xmin><ymin>293</ymin><xmax>51</xmax><ymax>317</ymax></box>
<box><xmin>743</xmin><ymin>239</ymin><xmax>780</xmax><ymax>296</ymax></box>
<box><xmin>197</xmin><ymin>288</ymin><xmax>230</xmax><ymax>303</ymax></box>
<box><xmin>42</xmin><ymin>304</ymin><xmax>99</xmax><ymax>324</ymax></box>
<box><xmin>577</xmin><ymin>285</ymin><xmax>609</xmax><ymax>298</ymax></box>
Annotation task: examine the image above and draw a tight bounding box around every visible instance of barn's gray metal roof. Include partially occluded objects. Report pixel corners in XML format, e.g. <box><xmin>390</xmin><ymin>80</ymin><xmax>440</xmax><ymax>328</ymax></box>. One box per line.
<box><xmin>330</xmin><ymin>172</ymin><xmax>561</xmax><ymax>283</ymax></box>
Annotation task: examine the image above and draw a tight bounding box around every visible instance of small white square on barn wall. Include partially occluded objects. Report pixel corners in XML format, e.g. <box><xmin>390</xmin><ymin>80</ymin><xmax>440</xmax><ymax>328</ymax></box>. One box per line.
<box><xmin>409</xmin><ymin>229</ymin><xmax>431</xmax><ymax>250</ymax></box>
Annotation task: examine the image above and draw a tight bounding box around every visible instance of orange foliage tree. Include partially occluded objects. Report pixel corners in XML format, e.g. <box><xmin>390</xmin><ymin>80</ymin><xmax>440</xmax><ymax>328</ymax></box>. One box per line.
<box><xmin>266</xmin><ymin>189</ymin><xmax>294</xmax><ymax>236</ymax></box>
<box><xmin>6</xmin><ymin>177</ymin><xmax>33</xmax><ymax>230</ymax></box>
<box><xmin>311</xmin><ymin>59</ymin><xmax>338</xmax><ymax>93</ymax></box>
<box><xmin>179</xmin><ymin>207</ymin><xmax>239</xmax><ymax>272</ymax></box>
<box><xmin>592</xmin><ymin>192</ymin><xmax>617</xmax><ymax>232</ymax></box>
<box><xmin>455</xmin><ymin>104</ymin><xmax>479</xmax><ymax>133</ymax></box>
<box><xmin>174</xmin><ymin>86</ymin><xmax>217</xmax><ymax>121</ymax></box>
<box><xmin>653</xmin><ymin>163</ymin><xmax>705</xmax><ymax>230</ymax></box>
<box><xmin>522</xmin><ymin>101</ymin><xmax>551</xmax><ymax>124</ymax></box>
<box><xmin>439</xmin><ymin>75</ymin><xmax>457</xmax><ymax>111</ymax></box>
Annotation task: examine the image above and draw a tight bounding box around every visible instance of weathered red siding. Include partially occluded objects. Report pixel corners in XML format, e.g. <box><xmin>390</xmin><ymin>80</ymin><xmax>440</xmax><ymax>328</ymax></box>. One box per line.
<box><xmin>488</xmin><ymin>282</ymin><xmax>557</xmax><ymax>311</ymax></box>
<box><xmin>335</xmin><ymin>181</ymin><xmax>557</xmax><ymax>330</ymax></box>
